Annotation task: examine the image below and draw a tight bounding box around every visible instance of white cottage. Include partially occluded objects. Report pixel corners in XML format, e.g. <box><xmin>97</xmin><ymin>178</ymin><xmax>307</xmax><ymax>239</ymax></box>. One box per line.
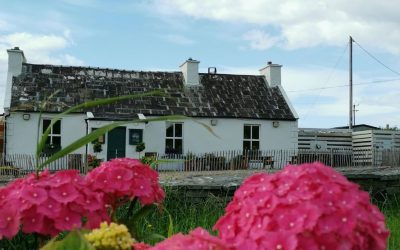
<box><xmin>3</xmin><ymin>48</ymin><xmax>298</xmax><ymax>164</ymax></box>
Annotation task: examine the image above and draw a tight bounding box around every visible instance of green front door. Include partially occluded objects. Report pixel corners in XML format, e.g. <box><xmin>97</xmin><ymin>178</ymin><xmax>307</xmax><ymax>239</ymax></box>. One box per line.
<box><xmin>107</xmin><ymin>127</ymin><xmax>126</xmax><ymax>160</ymax></box>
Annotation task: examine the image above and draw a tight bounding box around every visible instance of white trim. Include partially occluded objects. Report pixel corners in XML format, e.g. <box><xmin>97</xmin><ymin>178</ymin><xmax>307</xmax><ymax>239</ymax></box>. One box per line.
<box><xmin>243</xmin><ymin>124</ymin><xmax>260</xmax><ymax>150</ymax></box>
<box><xmin>277</xmin><ymin>85</ymin><xmax>299</xmax><ymax>119</ymax></box>
<box><xmin>43</xmin><ymin>118</ymin><xmax>61</xmax><ymax>146</ymax></box>
<box><xmin>165</xmin><ymin>122</ymin><xmax>184</xmax><ymax>153</ymax></box>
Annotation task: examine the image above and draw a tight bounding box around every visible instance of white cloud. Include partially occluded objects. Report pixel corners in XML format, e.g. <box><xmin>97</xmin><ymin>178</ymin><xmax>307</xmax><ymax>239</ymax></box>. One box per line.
<box><xmin>152</xmin><ymin>0</ymin><xmax>400</xmax><ymax>54</ymax></box>
<box><xmin>165</xmin><ymin>34</ymin><xmax>195</xmax><ymax>45</ymax></box>
<box><xmin>242</xmin><ymin>30</ymin><xmax>279</xmax><ymax>50</ymax></box>
<box><xmin>0</xmin><ymin>32</ymin><xmax>84</xmax><ymax>65</ymax></box>
<box><xmin>0</xmin><ymin>29</ymin><xmax>84</xmax><ymax>113</ymax></box>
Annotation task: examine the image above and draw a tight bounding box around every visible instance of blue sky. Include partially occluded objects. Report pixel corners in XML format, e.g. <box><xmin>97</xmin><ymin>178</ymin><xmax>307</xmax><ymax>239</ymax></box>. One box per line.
<box><xmin>1</xmin><ymin>0</ymin><xmax>399</xmax><ymax>128</ymax></box>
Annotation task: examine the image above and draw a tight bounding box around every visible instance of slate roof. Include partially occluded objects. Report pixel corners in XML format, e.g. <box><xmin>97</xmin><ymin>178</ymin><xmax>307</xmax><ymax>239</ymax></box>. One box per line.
<box><xmin>10</xmin><ymin>63</ymin><xmax>296</xmax><ymax>121</ymax></box>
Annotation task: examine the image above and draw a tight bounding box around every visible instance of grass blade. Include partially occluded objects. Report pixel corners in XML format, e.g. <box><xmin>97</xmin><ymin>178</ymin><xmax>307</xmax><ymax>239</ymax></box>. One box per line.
<box><xmin>38</xmin><ymin>121</ymin><xmax>125</xmax><ymax>170</ymax></box>
<box><xmin>37</xmin><ymin>115</ymin><xmax>188</xmax><ymax>170</ymax></box>
<box><xmin>36</xmin><ymin>90</ymin><xmax>166</xmax><ymax>157</ymax></box>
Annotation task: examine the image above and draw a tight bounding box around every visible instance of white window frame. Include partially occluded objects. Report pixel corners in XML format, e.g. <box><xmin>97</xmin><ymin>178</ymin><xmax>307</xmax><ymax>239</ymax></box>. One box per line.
<box><xmin>43</xmin><ymin>118</ymin><xmax>62</xmax><ymax>147</ymax></box>
<box><xmin>165</xmin><ymin>122</ymin><xmax>183</xmax><ymax>154</ymax></box>
<box><xmin>243</xmin><ymin>124</ymin><xmax>260</xmax><ymax>150</ymax></box>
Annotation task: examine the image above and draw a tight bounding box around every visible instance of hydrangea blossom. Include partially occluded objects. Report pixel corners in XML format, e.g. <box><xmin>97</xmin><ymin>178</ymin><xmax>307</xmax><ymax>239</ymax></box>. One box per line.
<box><xmin>150</xmin><ymin>227</ymin><xmax>232</xmax><ymax>250</ymax></box>
<box><xmin>0</xmin><ymin>169</ymin><xmax>108</xmax><ymax>238</ymax></box>
<box><xmin>132</xmin><ymin>242</ymin><xmax>151</xmax><ymax>250</ymax></box>
<box><xmin>213</xmin><ymin>162</ymin><xmax>390</xmax><ymax>250</ymax></box>
<box><xmin>86</xmin><ymin>158</ymin><xmax>165</xmax><ymax>207</ymax></box>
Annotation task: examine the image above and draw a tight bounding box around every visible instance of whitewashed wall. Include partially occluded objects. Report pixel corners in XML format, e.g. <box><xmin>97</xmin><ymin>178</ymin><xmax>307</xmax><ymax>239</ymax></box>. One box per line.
<box><xmin>6</xmin><ymin>113</ymin><xmax>298</xmax><ymax>160</ymax></box>
<box><xmin>6</xmin><ymin>112</ymin><xmax>87</xmax><ymax>155</ymax></box>
<box><xmin>87</xmin><ymin>120</ymin><xmax>145</xmax><ymax>160</ymax></box>
<box><xmin>144</xmin><ymin>118</ymin><xmax>298</xmax><ymax>155</ymax></box>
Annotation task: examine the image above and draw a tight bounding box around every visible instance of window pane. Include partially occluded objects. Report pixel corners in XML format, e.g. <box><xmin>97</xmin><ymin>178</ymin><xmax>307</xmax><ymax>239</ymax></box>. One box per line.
<box><xmin>53</xmin><ymin>120</ymin><xmax>61</xmax><ymax>134</ymax></box>
<box><xmin>52</xmin><ymin>136</ymin><xmax>61</xmax><ymax>146</ymax></box>
<box><xmin>43</xmin><ymin>120</ymin><xmax>51</xmax><ymax>133</ymax></box>
<box><xmin>244</xmin><ymin>125</ymin><xmax>251</xmax><ymax>139</ymax></box>
<box><xmin>252</xmin><ymin>141</ymin><xmax>260</xmax><ymax>150</ymax></box>
<box><xmin>45</xmin><ymin>136</ymin><xmax>51</xmax><ymax>145</ymax></box>
<box><xmin>243</xmin><ymin>141</ymin><xmax>251</xmax><ymax>151</ymax></box>
<box><xmin>175</xmin><ymin>123</ymin><xmax>182</xmax><ymax>137</ymax></box>
<box><xmin>165</xmin><ymin>139</ymin><xmax>174</xmax><ymax>153</ymax></box>
<box><xmin>166</xmin><ymin>123</ymin><xmax>174</xmax><ymax>137</ymax></box>
<box><xmin>252</xmin><ymin>125</ymin><xmax>259</xmax><ymax>139</ymax></box>
<box><xmin>175</xmin><ymin>139</ymin><xmax>183</xmax><ymax>154</ymax></box>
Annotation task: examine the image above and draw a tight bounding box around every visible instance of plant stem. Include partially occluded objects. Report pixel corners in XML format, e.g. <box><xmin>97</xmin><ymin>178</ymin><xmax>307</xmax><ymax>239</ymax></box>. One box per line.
<box><xmin>127</xmin><ymin>197</ymin><xmax>138</xmax><ymax>218</ymax></box>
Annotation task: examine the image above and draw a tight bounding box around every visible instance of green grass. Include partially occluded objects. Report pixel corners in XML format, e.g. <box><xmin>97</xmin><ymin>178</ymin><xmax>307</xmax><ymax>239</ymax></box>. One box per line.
<box><xmin>386</xmin><ymin>210</ymin><xmax>400</xmax><ymax>250</ymax></box>
<box><xmin>1</xmin><ymin>190</ymin><xmax>399</xmax><ymax>249</ymax></box>
<box><xmin>378</xmin><ymin>195</ymin><xmax>400</xmax><ymax>250</ymax></box>
<box><xmin>114</xmin><ymin>188</ymin><xmax>228</xmax><ymax>244</ymax></box>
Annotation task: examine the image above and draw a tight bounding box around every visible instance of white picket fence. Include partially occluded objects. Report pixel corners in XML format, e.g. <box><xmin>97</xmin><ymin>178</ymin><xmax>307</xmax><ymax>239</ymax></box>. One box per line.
<box><xmin>0</xmin><ymin>153</ymin><xmax>86</xmax><ymax>177</ymax></box>
<box><xmin>154</xmin><ymin>149</ymin><xmax>400</xmax><ymax>171</ymax></box>
<box><xmin>1</xmin><ymin>149</ymin><xmax>399</xmax><ymax>178</ymax></box>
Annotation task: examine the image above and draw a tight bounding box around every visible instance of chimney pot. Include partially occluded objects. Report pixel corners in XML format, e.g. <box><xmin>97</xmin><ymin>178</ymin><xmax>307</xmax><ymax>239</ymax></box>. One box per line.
<box><xmin>208</xmin><ymin>67</ymin><xmax>217</xmax><ymax>74</ymax></box>
<box><xmin>267</xmin><ymin>61</ymin><xmax>272</xmax><ymax>65</ymax></box>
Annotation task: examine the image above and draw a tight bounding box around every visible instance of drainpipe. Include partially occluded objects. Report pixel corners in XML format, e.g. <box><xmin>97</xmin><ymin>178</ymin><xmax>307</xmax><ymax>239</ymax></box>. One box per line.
<box><xmin>84</xmin><ymin>112</ymin><xmax>94</xmax><ymax>173</ymax></box>
<box><xmin>3</xmin><ymin>111</ymin><xmax>11</xmax><ymax>158</ymax></box>
<box><xmin>84</xmin><ymin>118</ymin><xmax>89</xmax><ymax>173</ymax></box>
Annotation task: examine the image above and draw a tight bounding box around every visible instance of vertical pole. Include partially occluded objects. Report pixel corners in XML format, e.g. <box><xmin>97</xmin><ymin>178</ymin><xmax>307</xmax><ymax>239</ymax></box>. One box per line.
<box><xmin>349</xmin><ymin>36</ymin><xmax>353</xmax><ymax>130</ymax></box>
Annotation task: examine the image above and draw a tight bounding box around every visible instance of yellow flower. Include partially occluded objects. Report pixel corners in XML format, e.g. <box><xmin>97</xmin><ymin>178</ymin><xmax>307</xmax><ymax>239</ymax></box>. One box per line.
<box><xmin>85</xmin><ymin>222</ymin><xmax>134</xmax><ymax>250</ymax></box>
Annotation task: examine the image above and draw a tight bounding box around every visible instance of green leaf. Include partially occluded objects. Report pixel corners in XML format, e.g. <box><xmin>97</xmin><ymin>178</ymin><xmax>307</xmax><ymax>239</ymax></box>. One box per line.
<box><xmin>40</xmin><ymin>230</ymin><xmax>94</xmax><ymax>250</ymax></box>
<box><xmin>164</xmin><ymin>208</ymin><xmax>175</xmax><ymax>238</ymax></box>
<box><xmin>38</xmin><ymin>121</ymin><xmax>125</xmax><ymax>170</ymax></box>
<box><xmin>40</xmin><ymin>89</ymin><xmax>62</xmax><ymax>110</ymax></box>
<box><xmin>37</xmin><ymin>114</ymin><xmax>189</xmax><ymax>170</ymax></box>
<box><xmin>145</xmin><ymin>233</ymin><xmax>166</xmax><ymax>242</ymax></box>
<box><xmin>192</xmin><ymin>120</ymin><xmax>220</xmax><ymax>139</ymax></box>
<box><xmin>36</xmin><ymin>90</ymin><xmax>166</xmax><ymax>158</ymax></box>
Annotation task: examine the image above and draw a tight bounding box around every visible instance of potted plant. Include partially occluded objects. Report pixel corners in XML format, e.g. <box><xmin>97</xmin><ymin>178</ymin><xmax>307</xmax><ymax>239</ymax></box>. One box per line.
<box><xmin>136</xmin><ymin>142</ymin><xmax>145</xmax><ymax>158</ymax></box>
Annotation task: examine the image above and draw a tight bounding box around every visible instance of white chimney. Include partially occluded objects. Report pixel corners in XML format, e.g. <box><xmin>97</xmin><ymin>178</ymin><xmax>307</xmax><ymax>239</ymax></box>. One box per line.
<box><xmin>180</xmin><ymin>58</ymin><xmax>200</xmax><ymax>85</ymax></box>
<box><xmin>259</xmin><ymin>61</ymin><xmax>282</xmax><ymax>87</ymax></box>
<box><xmin>4</xmin><ymin>47</ymin><xmax>27</xmax><ymax>110</ymax></box>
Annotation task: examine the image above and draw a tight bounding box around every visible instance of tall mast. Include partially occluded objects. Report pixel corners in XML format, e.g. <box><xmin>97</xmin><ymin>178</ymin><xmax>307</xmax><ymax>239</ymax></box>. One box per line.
<box><xmin>349</xmin><ymin>36</ymin><xmax>353</xmax><ymax>130</ymax></box>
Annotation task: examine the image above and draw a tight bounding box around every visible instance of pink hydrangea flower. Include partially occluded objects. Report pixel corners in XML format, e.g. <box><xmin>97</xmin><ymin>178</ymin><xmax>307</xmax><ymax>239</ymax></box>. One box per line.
<box><xmin>0</xmin><ymin>169</ymin><xmax>108</xmax><ymax>238</ymax></box>
<box><xmin>213</xmin><ymin>162</ymin><xmax>390</xmax><ymax>250</ymax></box>
<box><xmin>133</xmin><ymin>242</ymin><xmax>151</xmax><ymax>250</ymax></box>
<box><xmin>86</xmin><ymin>158</ymin><xmax>165</xmax><ymax>207</ymax></box>
<box><xmin>150</xmin><ymin>227</ymin><xmax>232</xmax><ymax>250</ymax></box>
<box><xmin>0</xmin><ymin>202</ymin><xmax>20</xmax><ymax>239</ymax></box>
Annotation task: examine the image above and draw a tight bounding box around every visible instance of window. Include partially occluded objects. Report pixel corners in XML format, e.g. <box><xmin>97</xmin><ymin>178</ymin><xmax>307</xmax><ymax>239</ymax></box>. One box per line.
<box><xmin>165</xmin><ymin>123</ymin><xmax>183</xmax><ymax>154</ymax></box>
<box><xmin>91</xmin><ymin>128</ymin><xmax>105</xmax><ymax>144</ymax></box>
<box><xmin>43</xmin><ymin>119</ymin><xmax>61</xmax><ymax>153</ymax></box>
<box><xmin>129</xmin><ymin>129</ymin><xmax>143</xmax><ymax>145</ymax></box>
<box><xmin>243</xmin><ymin>125</ymin><xmax>260</xmax><ymax>150</ymax></box>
